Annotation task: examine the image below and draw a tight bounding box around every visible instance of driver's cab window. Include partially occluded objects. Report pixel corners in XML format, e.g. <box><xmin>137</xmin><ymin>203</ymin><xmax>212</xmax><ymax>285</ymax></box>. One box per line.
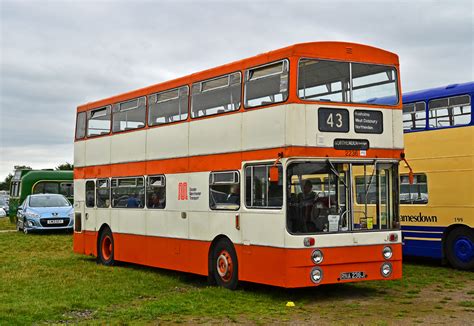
<box><xmin>287</xmin><ymin>162</ymin><xmax>348</xmax><ymax>234</ymax></box>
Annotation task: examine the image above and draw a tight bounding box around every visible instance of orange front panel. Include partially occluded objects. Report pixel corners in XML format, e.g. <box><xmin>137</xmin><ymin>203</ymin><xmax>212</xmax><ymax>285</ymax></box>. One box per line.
<box><xmin>73</xmin><ymin>231</ymin><xmax>401</xmax><ymax>288</ymax></box>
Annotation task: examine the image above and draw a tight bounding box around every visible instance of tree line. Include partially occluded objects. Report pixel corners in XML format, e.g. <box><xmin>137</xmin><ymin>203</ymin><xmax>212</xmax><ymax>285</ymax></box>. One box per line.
<box><xmin>0</xmin><ymin>163</ymin><xmax>74</xmax><ymax>191</ymax></box>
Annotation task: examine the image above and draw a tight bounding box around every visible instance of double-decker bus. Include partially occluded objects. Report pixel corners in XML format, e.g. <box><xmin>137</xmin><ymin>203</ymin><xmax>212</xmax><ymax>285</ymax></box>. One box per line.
<box><xmin>9</xmin><ymin>169</ymin><xmax>74</xmax><ymax>218</ymax></box>
<box><xmin>73</xmin><ymin>42</ymin><xmax>403</xmax><ymax>289</ymax></box>
<box><xmin>401</xmin><ymin>81</ymin><xmax>474</xmax><ymax>270</ymax></box>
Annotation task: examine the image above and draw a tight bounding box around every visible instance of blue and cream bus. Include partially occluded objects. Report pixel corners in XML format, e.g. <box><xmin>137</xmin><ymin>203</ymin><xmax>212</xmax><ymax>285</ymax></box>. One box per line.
<box><xmin>400</xmin><ymin>81</ymin><xmax>473</xmax><ymax>270</ymax></box>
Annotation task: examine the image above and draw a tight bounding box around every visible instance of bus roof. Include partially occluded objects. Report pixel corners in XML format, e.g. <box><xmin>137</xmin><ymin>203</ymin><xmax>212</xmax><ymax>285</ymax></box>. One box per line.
<box><xmin>403</xmin><ymin>81</ymin><xmax>474</xmax><ymax>104</ymax></box>
<box><xmin>77</xmin><ymin>41</ymin><xmax>399</xmax><ymax>113</ymax></box>
<box><xmin>19</xmin><ymin>170</ymin><xmax>73</xmax><ymax>183</ymax></box>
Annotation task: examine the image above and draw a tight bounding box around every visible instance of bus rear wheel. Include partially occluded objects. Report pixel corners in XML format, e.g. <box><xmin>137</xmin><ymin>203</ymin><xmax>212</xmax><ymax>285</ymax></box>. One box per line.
<box><xmin>445</xmin><ymin>227</ymin><xmax>474</xmax><ymax>270</ymax></box>
<box><xmin>98</xmin><ymin>227</ymin><xmax>115</xmax><ymax>266</ymax></box>
<box><xmin>212</xmin><ymin>239</ymin><xmax>238</xmax><ymax>290</ymax></box>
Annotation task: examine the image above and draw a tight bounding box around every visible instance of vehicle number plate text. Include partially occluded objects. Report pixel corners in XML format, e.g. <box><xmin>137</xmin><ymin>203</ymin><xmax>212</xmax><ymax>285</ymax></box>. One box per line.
<box><xmin>47</xmin><ymin>219</ymin><xmax>63</xmax><ymax>224</ymax></box>
<box><xmin>340</xmin><ymin>271</ymin><xmax>366</xmax><ymax>280</ymax></box>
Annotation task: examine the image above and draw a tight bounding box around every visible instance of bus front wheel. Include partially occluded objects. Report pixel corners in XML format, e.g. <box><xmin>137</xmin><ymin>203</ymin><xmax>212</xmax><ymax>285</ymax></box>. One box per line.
<box><xmin>98</xmin><ymin>227</ymin><xmax>115</xmax><ymax>266</ymax></box>
<box><xmin>212</xmin><ymin>239</ymin><xmax>238</xmax><ymax>290</ymax></box>
<box><xmin>445</xmin><ymin>227</ymin><xmax>474</xmax><ymax>270</ymax></box>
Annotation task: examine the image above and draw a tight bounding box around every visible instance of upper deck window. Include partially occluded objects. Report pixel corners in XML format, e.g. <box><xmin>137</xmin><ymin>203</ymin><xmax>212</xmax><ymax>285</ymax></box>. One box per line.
<box><xmin>75</xmin><ymin>112</ymin><xmax>86</xmax><ymax>140</ymax></box>
<box><xmin>298</xmin><ymin>59</ymin><xmax>398</xmax><ymax>106</ymax></box>
<box><xmin>191</xmin><ymin>72</ymin><xmax>241</xmax><ymax>118</ymax></box>
<box><xmin>428</xmin><ymin>95</ymin><xmax>471</xmax><ymax>128</ymax></box>
<box><xmin>149</xmin><ymin>86</ymin><xmax>189</xmax><ymax>125</ymax></box>
<box><xmin>244</xmin><ymin>60</ymin><xmax>289</xmax><ymax>108</ymax></box>
<box><xmin>87</xmin><ymin>106</ymin><xmax>111</xmax><ymax>137</ymax></box>
<box><xmin>403</xmin><ymin>102</ymin><xmax>426</xmax><ymax>131</ymax></box>
<box><xmin>112</xmin><ymin>97</ymin><xmax>146</xmax><ymax>132</ymax></box>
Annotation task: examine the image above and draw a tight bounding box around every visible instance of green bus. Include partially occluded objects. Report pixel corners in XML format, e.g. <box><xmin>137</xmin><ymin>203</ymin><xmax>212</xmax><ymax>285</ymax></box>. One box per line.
<box><xmin>9</xmin><ymin>170</ymin><xmax>74</xmax><ymax>219</ymax></box>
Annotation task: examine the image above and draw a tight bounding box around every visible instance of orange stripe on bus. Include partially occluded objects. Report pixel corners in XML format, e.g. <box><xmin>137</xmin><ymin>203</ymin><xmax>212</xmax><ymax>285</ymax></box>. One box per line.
<box><xmin>74</xmin><ymin>146</ymin><xmax>403</xmax><ymax>179</ymax></box>
<box><xmin>73</xmin><ymin>231</ymin><xmax>402</xmax><ymax>288</ymax></box>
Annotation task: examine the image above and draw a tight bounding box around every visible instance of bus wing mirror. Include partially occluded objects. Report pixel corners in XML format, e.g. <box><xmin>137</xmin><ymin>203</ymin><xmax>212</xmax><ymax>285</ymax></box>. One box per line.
<box><xmin>269</xmin><ymin>166</ymin><xmax>279</xmax><ymax>182</ymax></box>
<box><xmin>409</xmin><ymin>171</ymin><xmax>414</xmax><ymax>185</ymax></box>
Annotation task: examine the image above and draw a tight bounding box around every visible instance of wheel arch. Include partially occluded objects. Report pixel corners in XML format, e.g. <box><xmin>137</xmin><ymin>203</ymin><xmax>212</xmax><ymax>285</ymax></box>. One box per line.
<box><xmin>207</xmin><ymin>234</ymin><xmax>236</xmax><ymax>280</ymax></box>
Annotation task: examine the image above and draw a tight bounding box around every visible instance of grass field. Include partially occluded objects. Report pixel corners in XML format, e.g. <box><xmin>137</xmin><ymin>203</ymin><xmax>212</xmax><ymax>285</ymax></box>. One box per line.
<box><xmin>0</xmin><ymin>217</ymin><xmax>16</xmax><ymax>230</ymax></box>
<box><xmin>0</xmin><ymin>224</ymin><xmax>473</xmax><ymax>325</ymax></box>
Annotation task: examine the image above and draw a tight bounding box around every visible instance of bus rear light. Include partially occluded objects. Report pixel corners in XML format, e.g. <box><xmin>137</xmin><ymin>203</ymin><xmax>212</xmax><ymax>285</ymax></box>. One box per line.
<box><xmin>304</xmin><ymin>237</ymin><xmax>315</xmax><ymax>247</ymax></box>
<box><xmin>310</xmin><ymin>267</ymin><xmax>323</xmax><ymax>284</ymax></box>
<box><xmin>388</xmin><ymin>233</ymin><xmax>398</xmax><ymax>242</ymax></box>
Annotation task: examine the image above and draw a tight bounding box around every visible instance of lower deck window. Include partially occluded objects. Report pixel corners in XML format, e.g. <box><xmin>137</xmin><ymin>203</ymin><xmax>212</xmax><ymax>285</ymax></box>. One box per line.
<box><xmin>245</xmin><ymin>164</ymin><xmax>283</xmax><ymax>208</ymax></box>
<box><xmin>96</xmin><ymin>179</ymin><xmax>110</xmax><ymax>208</ymax></box>
<box><xmin>400</xmin><ymin>174</ymin><xmax>428</xmax><ymax>204</ymax></box>
<box><xmin>111</xmin><ymin>177</ymin><xmax>145</xmax><ymax>208</ymax></box>
<box><xmin>146</xmin><ymin>175</ymin><xmax>166</xmax><ymax>209</ymax></box>
<box><xmin>33</xmin><ymin>182</ymin><xmax>60</xmax><ymax>195</ymax></box>
<box><xmin>85</xmin><ymin>181</ymin><xmax>95</xmax><ymax>208</ymax></box>
<box><xmin>209</xmin><ymin>171</ymin><xmax>240</xmax><ymax>210</ymax></box>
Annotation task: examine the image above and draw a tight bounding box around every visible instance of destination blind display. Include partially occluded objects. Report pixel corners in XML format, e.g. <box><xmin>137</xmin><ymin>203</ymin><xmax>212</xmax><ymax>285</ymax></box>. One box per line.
<box><xmin>334</xmin><ymin>139</ymin><xmax>369</xmax><ymax>150</ymax></box>
<box><xmin>354</xmin><ymin>110</ymin><xmax>383</xmax><ymax>134</ymax></box>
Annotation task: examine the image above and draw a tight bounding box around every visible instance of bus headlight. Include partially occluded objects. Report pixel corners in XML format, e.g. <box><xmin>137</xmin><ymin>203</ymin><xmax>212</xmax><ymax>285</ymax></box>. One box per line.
<box><xmin>380</xmin><ymin>262</ymin><xmax>392</xmax><ymax>277</ymax></box>
<box><xmin>382</xmin><ymin>246</ymin><xmax>392</xmax><ymax>260</ymax></box>
<box><xmin>310</xmin><ymin>267</ymin><xmax>323</xmax><ymax>284</ymax></box>
<box><xmin>311</xmin><ymin>249</ymin><xmax>324</xmax><ymax>264</ymax></box>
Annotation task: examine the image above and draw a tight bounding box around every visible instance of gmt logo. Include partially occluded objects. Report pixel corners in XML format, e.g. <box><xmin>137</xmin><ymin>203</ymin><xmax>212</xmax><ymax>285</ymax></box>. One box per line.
<box><xmin>400</xmin><ymin>213</ymin><xmax>438</xmax><ymax>223</ymax></box>
<box><xmin>177</xmin><ymin>182</ymin><xmax>188</xmax><ymax>200</ymax></box>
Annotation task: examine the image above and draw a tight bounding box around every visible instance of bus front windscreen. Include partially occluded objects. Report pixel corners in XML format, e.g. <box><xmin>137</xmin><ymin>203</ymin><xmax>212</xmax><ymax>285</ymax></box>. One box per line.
<box><xmin>287</xmin><ymin>161</ymin><xmax>399</xmax><ymax>234</ymax></box>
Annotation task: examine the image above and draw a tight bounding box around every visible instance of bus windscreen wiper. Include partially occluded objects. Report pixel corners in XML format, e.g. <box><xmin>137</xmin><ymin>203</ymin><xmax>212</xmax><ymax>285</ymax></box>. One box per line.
<box><xmin>326</xmin><ymin>159</ymin><xmax>347</xmax><ymax>188</ymax></box>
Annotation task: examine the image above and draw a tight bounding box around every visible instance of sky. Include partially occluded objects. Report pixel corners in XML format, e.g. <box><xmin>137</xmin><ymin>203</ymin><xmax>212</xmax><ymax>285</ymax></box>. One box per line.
<box><xmin>0</xmin><ymin>0</ymin><xmax>473</xmax><ymax>180</ymax></box>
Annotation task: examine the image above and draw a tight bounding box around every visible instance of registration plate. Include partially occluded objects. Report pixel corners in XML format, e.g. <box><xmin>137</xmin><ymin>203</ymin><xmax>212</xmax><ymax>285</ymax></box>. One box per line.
<box><xmin>47</xmin><ymin>219</ymin><xmax>63</xmax><ymax>224</ymax></box>
<box><xmin>340</xmin><ymin>271</ymin><xmax>366</xmax><ymax>280</ymax></box>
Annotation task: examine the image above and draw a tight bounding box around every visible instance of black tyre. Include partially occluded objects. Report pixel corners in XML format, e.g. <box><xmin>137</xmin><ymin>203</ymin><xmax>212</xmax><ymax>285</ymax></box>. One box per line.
<box><xmin>16</xmin><ymin>217</ymin><xmax>23</xmax><ymax>232</ymax></box>
<box><xmin>445</xmin><ymin>227</ymin><xmax>474</xmax><ymax>270</ymax></box>
<box><xmin>212</xmin><ymin>239</ymin><xmax>238</xmax><ymax>290</ymax></box>
<box><xmin>97</xmin><ymin>227</ymin><xmax>115</xmax><ymax>266</ymax></box>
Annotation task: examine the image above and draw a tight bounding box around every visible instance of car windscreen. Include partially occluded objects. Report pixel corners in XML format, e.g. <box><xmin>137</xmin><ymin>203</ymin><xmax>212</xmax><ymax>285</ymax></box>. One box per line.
<box><xmin>29</xmin><ymin>195</ymin><xmax>71</xmax><ymax>207</ymax></box>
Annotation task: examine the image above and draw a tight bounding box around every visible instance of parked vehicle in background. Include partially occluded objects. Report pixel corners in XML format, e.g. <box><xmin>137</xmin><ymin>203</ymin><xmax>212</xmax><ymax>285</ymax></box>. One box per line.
<box><xmin>401</xmin><ymin>81</ymin><xmax>474</xmax><ymax>270</ymax></box>
<box><xmin>9</xmin><ymin>169</ymin><xmax>73</xmax><ymax>218</ymax></box>
<box><xmin>16</xmin><ymin>194</ymin><xmax>74</xmax><ymax>234</ymax></box>
<box><xmin>0</xmin><ymin>196</ymin><xmax>9</xmax><ymax>216</ymax></box>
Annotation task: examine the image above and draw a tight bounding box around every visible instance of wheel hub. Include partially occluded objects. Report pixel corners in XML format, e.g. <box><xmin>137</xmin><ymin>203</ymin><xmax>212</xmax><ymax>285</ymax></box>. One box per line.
<box><xmin>454</xmin><ymin>236</ymin><xmax>473</xmax><ymax>263</ymax></box>
<box><xmin>102</xmin><ymin>236</ymin><xmax>112</xmax><ymax>260</ymax></box>
<box><xmin>216</xmin><ymin>251</ymin><xmax>233</xmax><ymax>282</ymax></box>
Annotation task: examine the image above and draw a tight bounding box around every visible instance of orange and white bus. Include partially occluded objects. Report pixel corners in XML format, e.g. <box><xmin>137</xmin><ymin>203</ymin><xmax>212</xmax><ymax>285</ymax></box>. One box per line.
<box><xmin>73</xmin><ymin>42</ymin><xmax>404</xmax><ymax>289</ymax></box>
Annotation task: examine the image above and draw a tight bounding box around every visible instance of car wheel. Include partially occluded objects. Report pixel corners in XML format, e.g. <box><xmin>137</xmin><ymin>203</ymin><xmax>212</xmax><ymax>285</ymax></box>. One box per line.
<box><xmin>16</xmin><ymin>218</ymin><xmax>22</xmax><ymax>232</ymax></box>
<box><xmin>212</xmin><ymin>238</ymin><xmax>238</xmax><ymax>290</ymax></box>
<box><xmin>98</xmin><ymin>227</ymin><xmax>115</xmax><ymax>266</ymax></box>
<box><xmin>445</xmin><ymin>227</ymin><xmax>474</xmax><ymax>270</ymax></box>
